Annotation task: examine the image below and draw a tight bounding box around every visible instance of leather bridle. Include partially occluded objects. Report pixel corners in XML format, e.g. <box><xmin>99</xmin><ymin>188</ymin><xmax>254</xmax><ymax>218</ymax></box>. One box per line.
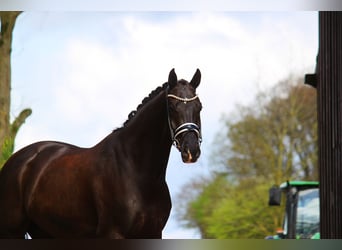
<box><xmin>166</xmin><ymin>91</ymin><xmax>202</xmax><ymax>150</ymax></box>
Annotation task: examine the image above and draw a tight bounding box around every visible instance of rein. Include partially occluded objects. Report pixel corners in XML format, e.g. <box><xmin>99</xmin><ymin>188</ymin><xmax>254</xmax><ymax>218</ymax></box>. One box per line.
<box><xmin>166</xmin><ymin>92</ymin><xmax>202</xmax><ymax>150</ymax></box>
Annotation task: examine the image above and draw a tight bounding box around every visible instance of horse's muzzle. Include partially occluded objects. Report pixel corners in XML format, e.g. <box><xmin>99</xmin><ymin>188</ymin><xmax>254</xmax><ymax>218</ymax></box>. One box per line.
<box><xmin>180</xmin><ymin>133</ymin><xmax>201</xmax><ymax>163</ymax></box>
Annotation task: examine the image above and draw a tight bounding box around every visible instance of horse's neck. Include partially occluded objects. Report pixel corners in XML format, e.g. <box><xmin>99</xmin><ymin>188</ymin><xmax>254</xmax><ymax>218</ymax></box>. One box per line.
<box><xmin>104</xmin><ymin>91</ymin><xmax>172</xmax><ymax>177</ymax></box>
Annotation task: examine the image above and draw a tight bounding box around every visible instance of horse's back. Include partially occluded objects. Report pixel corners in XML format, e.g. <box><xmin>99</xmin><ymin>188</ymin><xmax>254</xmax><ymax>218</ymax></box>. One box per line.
<box><xmin>0</xmin><ymin>141</ymin><xmax>80</xmax><ymax>191</ymax></box>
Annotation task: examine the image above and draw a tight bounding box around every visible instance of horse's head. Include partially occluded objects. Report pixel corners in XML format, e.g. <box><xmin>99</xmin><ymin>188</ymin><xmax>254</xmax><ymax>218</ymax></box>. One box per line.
<box><xmin>167</xmin><ymin>68</ymin><xmax>202</xmax><ymax>163</ymax></box>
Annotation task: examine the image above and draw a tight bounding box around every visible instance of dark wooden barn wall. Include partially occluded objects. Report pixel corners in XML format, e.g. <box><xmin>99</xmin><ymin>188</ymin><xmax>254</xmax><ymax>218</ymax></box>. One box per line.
<box><xmin>318</xmin><ymin>11</ymin><xmax>342</xmax><ymax>239</ymax></box>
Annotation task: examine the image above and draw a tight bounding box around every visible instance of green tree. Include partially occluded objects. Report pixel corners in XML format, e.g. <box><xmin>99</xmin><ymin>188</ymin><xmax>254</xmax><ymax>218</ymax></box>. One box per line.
<box><xmin>176</xmin><ymin>174</ymin><xmax>230</xmax><ymax>238</ymax></box>
<box><xmin>0</xmin><ymin>11</ymin><xmax>32</xmax><ymax>168</ymax></box>
<box><xmin>178</xmin><ymin>174</ymin><xmax>282</xmax><ymax>238</ymax></box>
<box><xmin>206</xmin><ymin>179</ymin><xmax>275</xmax><ymax>238</ymax></box>
<box><xmin>176</xmin><ymin>75</ymin><xmax>317</xmax><ymax>238</ymax></box>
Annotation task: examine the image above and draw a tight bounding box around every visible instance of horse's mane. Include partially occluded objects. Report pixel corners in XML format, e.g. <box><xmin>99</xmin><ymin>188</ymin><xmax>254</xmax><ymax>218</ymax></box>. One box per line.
<box><xmin>112</xmin><ymin>82</ymin><xmax>169</xmax><ymax>132</ymax></box>
<box><xmin>112</xmin><ymin>79</ymin><xmax>191</xmax><ymax>132</ymax></box>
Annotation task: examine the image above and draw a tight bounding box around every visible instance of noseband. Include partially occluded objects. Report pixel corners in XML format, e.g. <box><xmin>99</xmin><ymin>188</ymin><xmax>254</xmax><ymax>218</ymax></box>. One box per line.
<box><xmin>167</xmin><ymin>92</ymin><xmax>202</xmax><ymax>150</ymax></box>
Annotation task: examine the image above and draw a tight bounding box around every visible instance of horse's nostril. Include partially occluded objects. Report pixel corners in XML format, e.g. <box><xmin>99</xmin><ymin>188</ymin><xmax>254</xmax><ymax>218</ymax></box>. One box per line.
<box><xmin>196</xmin><ymin>149</ymin><xmax>201</xmax><ymax>158</ymax></box>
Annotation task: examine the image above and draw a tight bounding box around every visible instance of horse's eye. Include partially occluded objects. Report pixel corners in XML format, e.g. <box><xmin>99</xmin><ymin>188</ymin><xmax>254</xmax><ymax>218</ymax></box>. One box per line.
<box><xmin>195</xmin><ymin>101</ymin><xmax>202</xmax><ymax>111</ymax></box>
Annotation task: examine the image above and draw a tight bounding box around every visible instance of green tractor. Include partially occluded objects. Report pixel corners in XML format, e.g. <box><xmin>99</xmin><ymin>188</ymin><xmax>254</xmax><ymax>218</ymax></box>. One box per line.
<box><xmin>267</xmin><ymin>181</ymin><xmax>320</xmax><ymax>239</ymax></box>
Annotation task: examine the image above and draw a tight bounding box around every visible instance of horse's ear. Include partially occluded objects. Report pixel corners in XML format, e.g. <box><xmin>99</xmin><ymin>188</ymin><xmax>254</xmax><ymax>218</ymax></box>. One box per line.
<box><xmin>168</xmin><ymin>68</ymin><xmax>177</xmax><ymax>89</ymax></box>
<box><xmin>190</xmin><ymin>69</ymin><xmax>201</xmax><ymax>88</ymax></box>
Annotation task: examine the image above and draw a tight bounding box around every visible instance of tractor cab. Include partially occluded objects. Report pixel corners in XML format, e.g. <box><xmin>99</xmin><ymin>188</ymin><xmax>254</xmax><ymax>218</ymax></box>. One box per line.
<box><xmin>267</xmin><ymin>181</ymin><xmax>320</xmax><ymax>239</ymax></box>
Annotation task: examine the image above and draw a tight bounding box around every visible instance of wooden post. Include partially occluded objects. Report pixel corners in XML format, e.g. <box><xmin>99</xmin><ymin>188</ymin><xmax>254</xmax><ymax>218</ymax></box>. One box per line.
<box><xmin>317</xmin><ymin>11</ymin><xmax>342</xmax><ymax>239</ymax></box>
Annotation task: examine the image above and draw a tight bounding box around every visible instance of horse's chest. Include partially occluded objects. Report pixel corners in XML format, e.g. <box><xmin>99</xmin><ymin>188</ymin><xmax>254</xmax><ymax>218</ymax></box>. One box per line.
<box><xmin>125</xmin><ymin>191</ymin><xmax>171</xmax><ymax>237</ymax></box>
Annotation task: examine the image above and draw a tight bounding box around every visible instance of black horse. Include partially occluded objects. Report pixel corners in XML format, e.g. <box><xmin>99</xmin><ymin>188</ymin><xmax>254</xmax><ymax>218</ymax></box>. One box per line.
<box><xmin>0</xmin><ymin>69</ymin><xmax>202</xmax><ymax>238</ymax></box>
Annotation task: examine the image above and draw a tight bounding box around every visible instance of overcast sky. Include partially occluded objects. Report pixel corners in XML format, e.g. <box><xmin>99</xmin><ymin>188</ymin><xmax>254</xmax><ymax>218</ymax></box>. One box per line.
<box><xmin>9</xmin><ymin>11</ymin><xmax>318</xmax><ymax>238</ymax></box>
